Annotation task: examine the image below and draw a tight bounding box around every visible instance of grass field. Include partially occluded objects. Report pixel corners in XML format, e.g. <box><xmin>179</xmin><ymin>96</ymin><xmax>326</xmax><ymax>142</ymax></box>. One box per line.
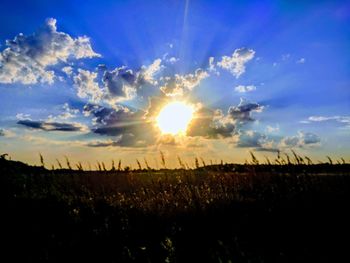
<box><xmin>1</xmin><ymin>153</ymin><xmax>349</xmax><ymax>262</ymax></box>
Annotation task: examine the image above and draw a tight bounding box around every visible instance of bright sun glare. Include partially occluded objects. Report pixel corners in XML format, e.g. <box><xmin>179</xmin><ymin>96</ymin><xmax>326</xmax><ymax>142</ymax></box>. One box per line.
<box><xmin>156</xmin><ymin>101</ymin><xmax>194</xmax><ymax>135</ymax></box>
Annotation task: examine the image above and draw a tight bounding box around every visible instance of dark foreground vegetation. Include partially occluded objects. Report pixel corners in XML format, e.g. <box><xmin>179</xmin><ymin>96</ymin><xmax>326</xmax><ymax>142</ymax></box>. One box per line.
<box><xmin>1</xmin><ymin>153</ymin><xmax>349</xmax><ymax>262</ymax></box>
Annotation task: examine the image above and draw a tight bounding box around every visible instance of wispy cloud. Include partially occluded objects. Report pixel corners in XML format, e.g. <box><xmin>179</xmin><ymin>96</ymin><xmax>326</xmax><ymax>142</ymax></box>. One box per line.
<box><xmin>302</xmin><ymin>115</ymin><xmax>350</xmax><ymax>128</ymax></box>
<box><xmin>296</xmin><ymin>58</ymin><xmax>306</xmax><ymax>64</ymax></box>
<box><xmin>308</xmin><ymin>115</ymin><xmax>350</xmax><ymax>123</ymax></box>
<box><xmin>234</xmin><ymin>85</ymin><xmax>256</xmax><ymax>93</ymax></box>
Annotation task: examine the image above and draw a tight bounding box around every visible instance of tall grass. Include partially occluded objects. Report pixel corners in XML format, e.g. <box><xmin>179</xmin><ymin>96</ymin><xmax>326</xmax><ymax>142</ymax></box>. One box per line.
<box><xmin>1</xmin><ymin>151</ymin><xmax>349</xmax><ymax>262</ymax></box>
<box><xmin>30</xmin><ymin>150</ymin><xmax>349</xmax><ymax>172</ymax></box>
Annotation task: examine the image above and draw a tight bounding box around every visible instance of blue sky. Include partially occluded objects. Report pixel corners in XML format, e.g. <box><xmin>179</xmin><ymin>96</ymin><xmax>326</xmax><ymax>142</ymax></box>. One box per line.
<box><xmin>0</xmin><ymin>0</ymin><xmax>349</xmax><ymax>167</ymax></box>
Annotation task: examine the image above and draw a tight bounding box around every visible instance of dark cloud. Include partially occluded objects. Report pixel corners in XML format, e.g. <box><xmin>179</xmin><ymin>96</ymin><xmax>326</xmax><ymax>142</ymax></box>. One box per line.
<box><xmin>232</xmin><ymin>130</ymin><xmax>279</xmax><ymax>152</ymax></box>
<box><xmin>228</xmin><ymin>99</ymin><xmax>263</xmax><ymax>122</ymax></box>
<box><xmin>73</xmin><ymin>59</ymin><xmax>161</xmax><ymax>106</ymax></box>
<box><xmin>281</xmin><ymin>136</ymin><xmax>299</xmax><ymax>147</ymax></box>
<box><xmin>101</xmin><ymin>59</ymin><xmax>162</xmax><ymax>103</ymax></box>
<box><xmin>83</xmin><ymin>103</ymin><xmax>135</xmax><ymax>126</ymax></box>
<box><xmin>187</xmin><ymin>98</ymin><xmax>263</xmax><ymax>139</ymax></box>
<box><xmin>231</xmin><ymin>130</ymin><xmax>321</xmax><ymax>152</ymax></box>
<box><xmin>235</xmin><ymin>131</ymin><xmax>267</xmax><ymax>148</ymax></box>
<box><xmin>302</xmin><ymin>132</ymin><xmax>321</xmax><ymax>145</ymax></box>
<box><xmin>114</xmin><ymin>133</ymin><xmax>145</xmax><ymax>147</ymax></box>
<box><xmin>254</xmin><ymin>147</ymin><xmax>280</xmax><ymax>153</ymax></box>
<box><xmin>87</xmin><ymin>133</ymin><xmax>148</xmax><ymax>148</ymax></box>
<box><xmin>84</xmin><ymin>104</ymin><xmax>158</xmax><ymax>147</ymax></box>
<box><xmin>281</xmin><ymin>132</ymin><xmax>321</xmax><ymax>148</ymax></box>
<box><xmin>83</xmin><ymin>95</ymin><xmax>265</xmax><ymax>147</ymax></box>
<box><xmin>103</xmin><ymin>67</ymin><xmax>138</xmax><ymax>100</ymax></box>
<box><xmin>17</xmin><ymin>120</ymin><xmax>85</xmax><ymax>132</ymax></box>
<box><xmin>187</xmin><ymin>107</ymin><xmax>235</xmax><ymax>138</ymax></box>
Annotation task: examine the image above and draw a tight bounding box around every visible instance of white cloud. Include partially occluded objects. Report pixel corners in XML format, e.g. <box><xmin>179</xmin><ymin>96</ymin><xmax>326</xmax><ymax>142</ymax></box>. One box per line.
<box><xmin>16</xmin><ymin>113</ymin><xmax>31</xmax><ymax>120</ymax></box>
<box><xmin>47</xmin><ymin>103</ymin><xmax>79</xmax><ymax>121</ymax></box>
<box><xmin>74</xmin><ymin>69</ymin><xmax>104</xmax><ymax>103</ymax></box>
<box><xmin>217</xmin><ymin>48</ymin><xmax>255</xmax><ymax>78</ymax></box>
<box><xmin>308</xmin><ymin>115</ymin><xmax>350</xmax><ymax>123</ymax></box>
<box><xmin>306</xmin><ymin>115</ymin><xmax>350</xmax><ymax>128</ymax></box>
<box><xmin>0</xmin><ymin>18</ymin><xmax>100</xmax><ymax>85</ymax></box>
<box><xmin>168</xmin><ymin>57</ymin><xmax>179</xmax><ymax>64</ymax></box>
<box><xmin>62</xmin><ymin>66</ymin><xmax>73</xmax><ymax>76</ymax></box>
<box><xmin>234</xmin><ymin>85</ymin><xmax>256</xmax><ymax>93</ymax></box>
<box><xmin>177</xmin><ymin>69</ymin><xmax>209</xmax><ymax>90</ymax></box>
<box><xmin>163</xmin><ymin>54</ymin><xmax>179</xmax><ymax>64</ymax></box>
<box><xmin>160</xmin><ymin>68</ymin><xmax>209</xmax><ymax>97</ymax></box>
<box><xmin>140</xmin><ymin>58</ymin><xmax>162</xmax><ymax>85</ymax></box>
<box><xmin>266</xmin><ymin>125</ymin><xmax>280</xmax><ymax>133</ymax></box>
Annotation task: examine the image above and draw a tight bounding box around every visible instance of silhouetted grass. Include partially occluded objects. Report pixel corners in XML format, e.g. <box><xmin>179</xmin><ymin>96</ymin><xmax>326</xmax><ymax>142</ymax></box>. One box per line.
<box><xmin>0</xmin><ymin>152</ymin><xmax>349</xmax><ymax>262</ymax></box>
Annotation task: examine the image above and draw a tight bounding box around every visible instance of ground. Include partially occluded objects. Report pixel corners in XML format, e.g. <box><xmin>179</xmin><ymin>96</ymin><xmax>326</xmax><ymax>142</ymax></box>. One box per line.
<box><xmin>1</xmin><ymin>156</ymin><xmax>349</xmax><ymax>262</ymax></box>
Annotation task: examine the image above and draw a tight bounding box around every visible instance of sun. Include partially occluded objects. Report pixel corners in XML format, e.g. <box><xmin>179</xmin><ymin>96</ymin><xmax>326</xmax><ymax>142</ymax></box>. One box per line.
<box><xmin>156</xmin><ymin>101</ymin><xmax>194</xmax><ymax>135</ymax></box>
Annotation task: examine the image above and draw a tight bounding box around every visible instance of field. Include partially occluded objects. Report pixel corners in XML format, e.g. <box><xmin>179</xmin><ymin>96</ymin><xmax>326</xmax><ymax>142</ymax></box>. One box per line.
<box><xmin>1</xmin><ymin>153</ymin><xmax>349</xmax><ymax>262</ymax></box>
